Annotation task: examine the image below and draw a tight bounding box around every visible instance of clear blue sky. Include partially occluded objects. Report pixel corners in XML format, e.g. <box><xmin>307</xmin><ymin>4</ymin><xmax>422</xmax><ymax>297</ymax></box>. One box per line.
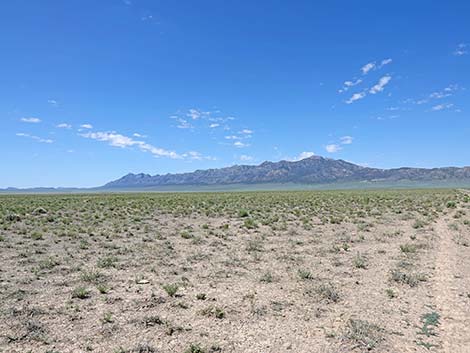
<box><xmin>1</xmin><ymin>0</ymin><xmax>469</xmax><ymax>188</ymax></box>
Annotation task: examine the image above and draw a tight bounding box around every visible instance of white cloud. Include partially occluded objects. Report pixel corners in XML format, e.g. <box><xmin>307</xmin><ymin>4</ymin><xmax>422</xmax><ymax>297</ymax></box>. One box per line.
<box><xmin>170</xmin><ymin>116</ymin><xmax>192</xmax><ymax>129</ymax></box>
<box><xmin>234</xmin><ymin>141</ymin><xmax>249</xmax><ymax>148</ymax></box>
<box><xmin>444</xmin><ymin>84</ymin><xmax>459</xmax><ymax>92</ymax></box>
<box><xmin>453</xmin><ymin>43</ymin><xmax>468</xmax><ymax>56</ymax></box>
<box><xmin>57</xmin><ymin>123</ymin><xmax>72</xmax><ymax>129</ymax></box>
<box><xmin>225</xmin><ymin>135</ymin><xmax>240</xmax><ymax>140</ymax></box>
<box><xmin>181</xmin><ymin>151</ymin><xmax>216</xmax><ymax>161</ymax></box>
<box><xmin>361</xmin><ymin>62</ymin><xmax>376</xmax><ymax>74</ymax></box>
<box><xmin>380</xmin><ymin>58</ymin><xmax>392</xmax><ymax>67</ymax></box>
<box><xmin>429</xmin><ymin>84</ymin><xmax>459</xmax><ymax>99</ymax></box>
<box><xmin>187</xmin><ymin>109</ymin><xmax>204</xmax><ymax>120</ymax></box>
<box><xmin>80</xmin><ymin>124</ymin><xmax>93</xmax><ymax>129</ymax></box>
<box><xmin>341</xmin><ymin>58</ymin><xmax>392</xmax><ymax>94</ymax></box>
<box><xmin>133</xmin><ymin>132</ymin><xmax>147</xmax><ymax>138</ymax></box>
<box><xmin>240</xmin><ymin>129</ymin><xmax>253</xmax><ymax>134</ymax></box>
<box><xmin>325</xmin><ymin>144</ymin><xmax>342</xmax><ymax>153</ymax></box>
<box><xmin>339</xmin><ymin>78</ymin><xmax>363</xmax><ymax>93</ymax></box>
<box><xmin>346</xmin><ymin>92</ymin><xmax>366</xmax><ymax>104</ymax></box>
<box><xmin>171</xmin><ymin>109</ymin><xmax>235</xmax><ymax>131</ymax></box>
<box><xmin>431</xmin><ymin>103</ymin><xmax>454</xmax><ymax>111</ymax></box>
<box><xmin>340</xmin><ymin>136</ymin><xmax>353</xmax><ymax>145</ymax></box>
<box><xmin>294</xmin><ymin>151</ymin><xmax>315</xmax><ymax>161</ymax></box>
<box><xmin>184</xmin><ymin>151</ymin><xmax>203</xmax><ymax>160</ymax></box>
<box><xmin>429</xmin><ymin>91</ymin><xmax>451</xmax><ymax>99</ymax></box>
<box><xmin>81</xmin><ymin>130</ymin><xmax>214</xmax><ymax>160</ymax></box>
<box><xmin>239</xmin><ymin>155</ymin><xmax>254</xmax><ymax>161</ymax></box>
<box><xmin>80</xmin><ymin>131</ymin><xmax>181</xmax><ymax>159</ymax></box>
<box><xmin>16</xmin><ymin>132</ymin><xmax>53</xmax><ymax>144</ymax></box>
<box><xmin>344</xmin><ymin>79</ymin><xmax>362</xmax><ymax>87</ymax></box>
<box><xmin>48</xmin><ymin>99</ymin><xmax>59</xmax><ymax>107</ymax></box>
<box><xmin>369</xmin><ymin>75</ymin><xmax>392</xmax><ymax>94</ymax></box>
<box><xmin>20</xmin><ymin>117</ymin><xmax>41</xmax><ymax>123</ymax></box>
<box><xmin>406</xmin><ymin>84</ymin><xmax>460</xmax><ymax>107</ymax></box>
<box><xmin>360</xmin><ymin>58</ymin><xmax>392</xmax><ymax>75</ymax></box>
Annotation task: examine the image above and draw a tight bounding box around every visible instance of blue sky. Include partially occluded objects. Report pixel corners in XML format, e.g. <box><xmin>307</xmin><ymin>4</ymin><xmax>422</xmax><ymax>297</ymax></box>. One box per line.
<box><xmin>1</xmin><ymin>1</ymin><xmax>469</xmax><ymax>188</ymax></box>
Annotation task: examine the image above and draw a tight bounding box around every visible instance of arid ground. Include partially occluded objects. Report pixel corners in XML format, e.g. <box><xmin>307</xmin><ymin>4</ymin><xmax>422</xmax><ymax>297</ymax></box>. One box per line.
<box><xmin>1</xmin><ymin>189</ymin><xmax>469</xmax><ymax>353</ymax></box>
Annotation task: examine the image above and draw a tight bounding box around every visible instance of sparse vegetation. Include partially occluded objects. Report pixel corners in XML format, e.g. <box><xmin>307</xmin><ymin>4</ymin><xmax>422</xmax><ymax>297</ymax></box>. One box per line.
<box><xmin>344</xmin><ymin>319</ymin><xmax>383</xmax><ymax>350</ymax></box>
<box><xmin>162</xmin><ymin>283</ymin><xmax>179</xmax><ymax>297</ymax></box>
<box><xmin>72</xmin><ymin>287</ymin><xmax>91</xmax><ymax>299</ymax></box>
<box><xmin>0</xmin><ymin>189</ymin><xmax>468</xmax><ymax>352</ymax></box>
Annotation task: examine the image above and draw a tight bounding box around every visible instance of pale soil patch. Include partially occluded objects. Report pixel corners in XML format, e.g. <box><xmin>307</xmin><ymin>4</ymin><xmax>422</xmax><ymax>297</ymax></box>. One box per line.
<box><xmin>433</xmin><ymin>213</ymin><xmax>470</xmax><ymax>352</ymax></box>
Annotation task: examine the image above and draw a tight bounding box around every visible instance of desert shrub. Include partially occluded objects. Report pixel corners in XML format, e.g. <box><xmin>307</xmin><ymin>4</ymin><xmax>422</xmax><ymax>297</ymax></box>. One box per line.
<box><xmin>72</xmin><ymin>287</ymin><xmax>90</xmax><ymax>299</ymax></box>
<box><xmin>162</xmin><ymin>283</ymin><xmax>179</xmax><ymax>297</ymax></box>
<box><xmin>344</xmin><ymin>319</ymin><xmax>383</xmax><ymax>350</ymax></box>
<box><xmin>316</xmin><ymin>283</ymin><xmax>340</xmax><ymax>303</ymax></box>
<box><xmin>353</xmin><ymin>252</ymin><xmax>367</xmax><ymax>269</ymax></box>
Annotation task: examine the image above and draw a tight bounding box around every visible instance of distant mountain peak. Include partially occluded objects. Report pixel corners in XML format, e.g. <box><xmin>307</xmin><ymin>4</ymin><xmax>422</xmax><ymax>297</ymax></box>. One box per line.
<box><xmin>104</xmin><ymin>155</ymin><xmax>470</xmax><ymax>189</ymax></box>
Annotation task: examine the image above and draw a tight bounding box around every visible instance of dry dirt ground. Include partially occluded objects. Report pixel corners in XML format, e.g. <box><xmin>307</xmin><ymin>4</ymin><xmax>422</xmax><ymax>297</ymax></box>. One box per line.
<box><xmin>0</xmin><ymin>189</ymin><xmax>469</xmax><ymax>353</ymax></box>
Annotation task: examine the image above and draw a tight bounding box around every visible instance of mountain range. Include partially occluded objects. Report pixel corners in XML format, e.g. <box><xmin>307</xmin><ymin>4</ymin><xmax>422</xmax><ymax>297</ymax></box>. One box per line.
<box><xmin>2</xmin><ymin>156</ymin><xmax>470</xmax><ymax>193</ymax></box>
<box><xmin>104</xmin><ymin>155</ymin><xmax>470</xmax><ymax>189</ymax></box>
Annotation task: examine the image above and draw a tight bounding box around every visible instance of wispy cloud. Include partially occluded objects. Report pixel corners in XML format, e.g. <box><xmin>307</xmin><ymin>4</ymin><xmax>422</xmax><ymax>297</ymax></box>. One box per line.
<box><xmin>182</xmin><ymin>151</ymin><xmax>216</xmax><ymax>161</ymax></box>
<box><xmin>80</xmin><ymin>124</ymin><xmax>93</xmax><ymax>129</ymax></box>
<box><xmin>48</xmin><ymin>99</ymin><xmax>59</xmax><ymax>107</ymax></box>
<box><xmin>239</xmin><ymin>154</ymin><xmax>254</xmax><ymax>161</ymax></box>
<box><xmin>20</xmin><ymin>117</ymin><xmax>41</xmax><ymax>123</ymax></box>
<box><xmin>171</xmin><ymin>109</ymin><xmax>236</xmax><ymax>132</ymax></box>
<box><xmin>170</xmin><ymin>115</ymin><xmax>193</xmax><ymax>129</ymax></box>
<box><xmin>291</xmin><ymin>151</ymin><xmax>315</xmax><ymax>161</ymax></box>
<box><xmin>340</xmin><ymin>136</ymin><xmax>353</xmax><ymax>145</ymax></box>
<box><xmin>361</xmin><ymin>58</ymin><xmax>392</xmax><ymax>75</ymax></box>
<box><xmin>325</xmin><ymin>144</ymin><xmax>342</xmax><ymax>153</ymax></box>
<box><xmin>187</xmin><ymin>109</ymin><xmax>208</xmax><ymax>120</ymax></box>
<box><xmin>431</xmin><ymin>103</ymin><xmax>454</xmax><ymax>111</ymax></box>
<box><xmin>341</xmin><ymin>58</ymin><xmax>392</xmax><ymax>98</ymax></box>
<box><xmin>369</xmin><ymin>75</ymin><xmax>392</xmax><ymax>94</ymax></box>
<box><xmin>361</xmin><ymin>62</ymin><xmax>376</xmax><ymax>75</ymax></box>
<box><xmin>234</xmin><ymin>141</ymin><xmax>249</xmax><ymax>148</ymax></box>
<box><xmin>346</xmin><ymin>92</ymin><xmax>366</xmax><ymax>104</ymax></box>
<box><xmin>339</xmin><ymin>79</ymin><xmax>362</xmax><ymax>93</ymax></box>
<box><xmin>325</xmin><ymin>135</ymin><xmax>353</xmax><ymax>152</ymax></box>
<box><xmin>177</xmin><ymin>119</ymin><xmax>192</xmax><ymax>129</ymax></box>
<box><xmin>453</xmin><ymin>43</ymin><xmax>468</xmax><ymax>56</ymax></box>
<box><xmin>133</xmin><ymin>132</ymin><xmax>147</xmax><ymax>138</ymax></box>
<box><xmin>16</xmin><ymin>132</ymin><xmax>53</xmax><ymax>144</ymax></box>
<box><xmin>141</xmin><ymin>15</ymin><xmax>153</xmax><ymax>21</ymax></box>
<box><xmin>344</xmin><ymin>79</ymin><xmax>362</xmax><ymax>87</ymax></box>
<box><xmin>404</xmin><ymin>84</ymin><xmax>460</xmax><ymax>107</ymax></box>
<box><xmin>380</xmin><ymin>58</ymin><xmax>393</xmax><ymax>67</ymax></box>
<box><xmin>80</xmin><ymin>131</ymin><xmax>181</xmax><ymax>159</ymax></box>
<box><xmin>56</xmin><ymin>123</ymin><xmax>72</xmax><ymax>129</ymax></box>
<box><xmin>376</xmin><ymin>115</ymin><xmax>398</xmax><ymax>121</ymax></box>
<box><xmin>80</xmin><ymin>130</ymin><xmax>213</xmax><ymax>160</ymax></box>
<box><xmin>429</xmin><ymin>84</ymin><xmax>459</xmax><ymax>99</ymax></box>
<box><xmin>225</xmin><ymin>128</ymin><xmax>254</xmax><ymax>142</ymax></box>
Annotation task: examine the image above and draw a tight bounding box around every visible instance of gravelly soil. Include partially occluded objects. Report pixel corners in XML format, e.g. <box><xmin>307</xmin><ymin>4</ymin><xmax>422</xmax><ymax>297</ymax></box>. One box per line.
<box><xmin>0</xmin><ymin>189</ymin><xmax>469</xmax><ymax>353</ymax></box>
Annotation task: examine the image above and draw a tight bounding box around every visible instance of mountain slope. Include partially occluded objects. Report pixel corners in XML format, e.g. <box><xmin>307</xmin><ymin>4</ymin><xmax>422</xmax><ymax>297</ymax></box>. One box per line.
<box><xmin>104</xmin><ymin>156</ymin><xmax>470</xmax><ymax>188</ymax></box>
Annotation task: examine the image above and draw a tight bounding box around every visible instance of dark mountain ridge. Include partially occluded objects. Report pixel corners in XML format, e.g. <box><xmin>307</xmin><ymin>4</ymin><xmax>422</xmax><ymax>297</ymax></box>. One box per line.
<box><xmin>104</xmin><ymin>155</ymin><xmax>470</xmax><ymax>188</ymax></box>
